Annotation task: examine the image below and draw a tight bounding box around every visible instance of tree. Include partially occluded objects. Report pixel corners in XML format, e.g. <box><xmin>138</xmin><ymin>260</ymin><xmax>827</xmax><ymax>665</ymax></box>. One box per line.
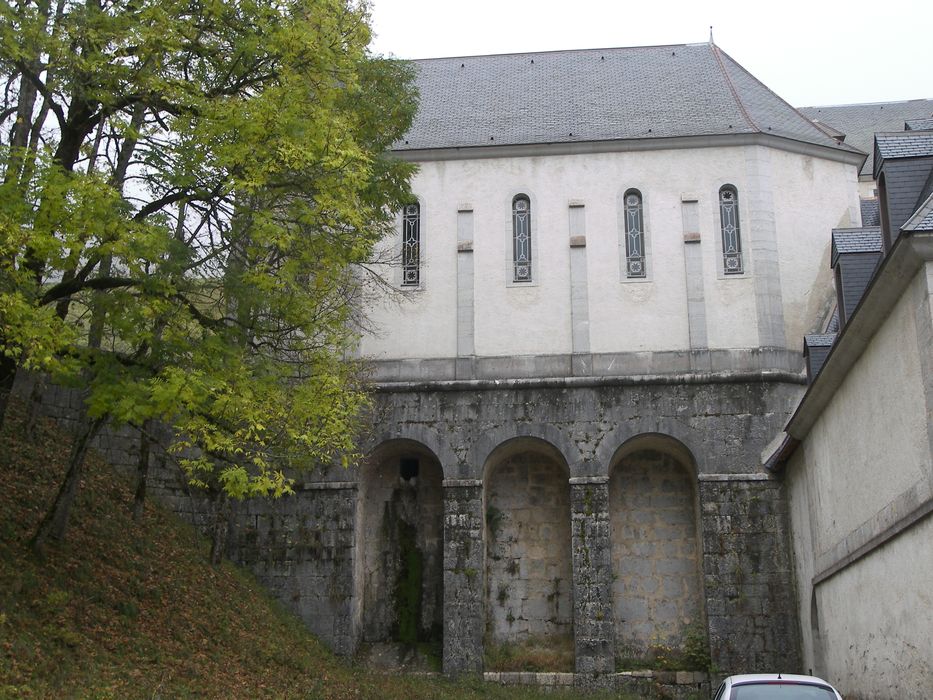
<box><xmin>0</xmin><ymin>0</ymin><xmax>417</xmax><ymax>557</ymax></box>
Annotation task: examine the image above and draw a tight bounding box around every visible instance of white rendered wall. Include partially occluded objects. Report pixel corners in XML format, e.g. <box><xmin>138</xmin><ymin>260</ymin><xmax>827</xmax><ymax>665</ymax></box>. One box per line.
<box><xmin>769</xmin><ymin>149</ymin><xmax>860</xmax><ymax>343</ymax></box>
<box><xmin>786</xmin><ymin>263</ymin><xmax>933</xmax><ymax>695</ymax></box>
<box><xmin>360</xmin><ymin>144</ymin><xmax>858</xmax><ymax>363</ymax></box>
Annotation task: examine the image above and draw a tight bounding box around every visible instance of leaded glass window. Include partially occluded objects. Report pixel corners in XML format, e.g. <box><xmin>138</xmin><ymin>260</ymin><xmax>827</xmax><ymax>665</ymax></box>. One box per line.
<box><xmin>512</xmin><ymin>195</ymin><xmax>532</xmax><ymax>282</ymax></box>
<box><xmin>624</xmin><ymin>189</ymin><xmax>646</xmax><ymax>278</ymax></box>
<box><xmin>402</xmin><ymin>202</ymin><xmax>420</xmax><ymax>286</ymax></box>
<box><xmin>719</xmin><ymin>186</ymin><xmax>743</xmax><ymax>274</ymax></box>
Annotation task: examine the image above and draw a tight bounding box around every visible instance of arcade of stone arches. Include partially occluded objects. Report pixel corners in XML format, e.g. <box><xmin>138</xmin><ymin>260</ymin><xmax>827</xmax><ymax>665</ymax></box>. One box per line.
<box><xmin>357</xmin><ymin>433</ymin><xmax>706</xmax><ymax>669</ymax></box>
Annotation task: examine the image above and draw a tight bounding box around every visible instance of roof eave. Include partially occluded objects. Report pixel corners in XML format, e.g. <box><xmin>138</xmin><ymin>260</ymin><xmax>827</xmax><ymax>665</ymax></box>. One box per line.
<box><xmin>391</xmin><ymin>132</ymin><xmax>866</xmax><ymax>165</ymax></box>
<box><xmin>766</xmin><ymin>229</ymin><xmax>933</xmax><ymax>475</ymax></box>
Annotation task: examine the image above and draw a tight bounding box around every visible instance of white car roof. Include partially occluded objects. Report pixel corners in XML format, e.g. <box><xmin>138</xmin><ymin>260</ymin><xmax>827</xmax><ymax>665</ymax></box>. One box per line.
<box><xmin>727</xmin><ymin>674</ymin><xmax>836</xmax><ymax>685</ymax></box>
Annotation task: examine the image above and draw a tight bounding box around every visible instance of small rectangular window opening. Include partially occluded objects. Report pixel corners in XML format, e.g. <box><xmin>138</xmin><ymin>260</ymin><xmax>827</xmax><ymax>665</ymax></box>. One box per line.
<box><xmin>400</xmin><ymin>457</ymin><xmax>420</xmax><ymax>481</ymax></box>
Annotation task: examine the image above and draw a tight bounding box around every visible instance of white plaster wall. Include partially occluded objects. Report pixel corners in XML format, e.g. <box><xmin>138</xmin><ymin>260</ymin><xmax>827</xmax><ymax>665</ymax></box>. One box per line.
<box><xmin>360</xmin><ymin>143</ymin><xmax>858</xmax><ymax>361</ymax></box>
<box><xmin>857</xmin><ymin>178</ymin><xmax>877</xmax><ymax>200</ymax></box>
<box><xmin>804</xmin><ymin>272</ymin><xmax>929</xmax><ymax>551</ymax></box>
<box><xmin>770</xmin><ymin>150</ymin><xmax>860</xmax><ymax>342</ymax></box>
<box><xmin>818</xmin><ymin>516</ymin><xmax>933</xmax><ymax>698</ymax></box>
<box><xmin>786</xmin><ymin>263</ymin><xmax>933</xmax><ymax>695</ymax></box>
<box><xmin>786</xmin><ymin>443</ymin><xmax>821</xmax><ymax>676</ymax></box>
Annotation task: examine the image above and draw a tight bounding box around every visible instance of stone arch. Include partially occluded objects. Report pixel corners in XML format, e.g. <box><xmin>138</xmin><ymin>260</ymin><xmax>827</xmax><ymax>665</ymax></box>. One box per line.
<box><xmin>362</xmin><ymin>425</ymin><xmax>458</xmax><ymax>478</ymax></box>
<box><xmin>596</xmin><ymin>423</ymin><xmax>706</xmax><ymax>478</ymax></box>
<box><xmin>483</xmin><ymin>436</ymin><xmax>575</xmax><ymax>669</ymax></box>
<box><xmin>473</xmin><ymin>423</ymin><xmax>577</xmax><ymax>479</ymax></box>
<box><xmin>358</xmin><ymin>439</ymin><xmax>444</xmax><ymax>658</ymax></box>
<box><xmin>608</xmin><ymin>433</ymin><xmax>706</xmax><ymax>668</ymax></box>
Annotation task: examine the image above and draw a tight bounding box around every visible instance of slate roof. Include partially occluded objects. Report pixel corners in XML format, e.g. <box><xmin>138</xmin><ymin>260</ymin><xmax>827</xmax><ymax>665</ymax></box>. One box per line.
<box><xmin>875</xmin><ymin>131</ymin><xmax>933</xmax><ymax>160</ymax></box>
<box><xmin>901</xmin><ymin>192</ymin><xmax>933</xmax><ymax>232</ymax></box>
<box><xmin>831</xmin><ymin>227</ymin><xmax>883</xmax><ymax>267</ymax></box>
<box><xmin>860</xmin><ymin>198</ymin><xmax>880</xmax><ymax>226</ymax></box>
<box><xmin>798</xmin><ymin>100</ymin><xmax>933</xmax><ymax>177</ymax></box>
<box><xmin>905</xmin><ymin>118</ymin><xmax>933</xmax><ymax>131</ymax></box>
<box><xmin>804</xmin><ymin>334</ymin><xmax>837</xmax><ymax>348</ymax></box>
<box><xmin>873</xmin><ymin>131</ymin><xmax>933</xmax><ymax>179</ymax></box>
<box><xmin>396</xmin><ymin>43</ymin><xmax>861</xmax><ymax>156</ymax></box>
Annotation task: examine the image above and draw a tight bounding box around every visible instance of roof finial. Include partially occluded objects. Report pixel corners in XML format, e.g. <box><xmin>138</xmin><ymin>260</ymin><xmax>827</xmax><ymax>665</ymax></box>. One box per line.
<box><xmin>709</xmin><ymin>26</ymin><xmax>714</xmax><ymax>44</ymax></box>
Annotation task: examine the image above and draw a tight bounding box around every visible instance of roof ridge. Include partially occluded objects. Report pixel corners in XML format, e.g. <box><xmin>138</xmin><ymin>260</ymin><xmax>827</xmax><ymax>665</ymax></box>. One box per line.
<box><xmin>710</xmin><ymin>44</ymin><xmax>758</xmax><ymax>132</ymax></box>
<box><xmin>800</xmin><ymin>98</ymin><xmax>933</xmax><ymax>110</ymax></box>
<box><xmin>715</xmin><ymin>47</ymin><xmax>854</xmax><ymax>148</ymax></box>
<box><xmin>408</xmin><ymin>43</ymin><xmax>698</xmax><ymax>63</ymax></box>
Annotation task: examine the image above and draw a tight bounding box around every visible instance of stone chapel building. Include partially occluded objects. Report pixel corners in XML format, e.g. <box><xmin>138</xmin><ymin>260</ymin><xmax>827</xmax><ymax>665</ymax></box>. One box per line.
<box><xmin>340</xmin><ymin>41</ymin><xmax>865</xmax><ymax>675</ymax></box>
<box><xmin>33</xmin><ymin>41</ymin><xmax>930</xmax><ymax>693</ymax></box>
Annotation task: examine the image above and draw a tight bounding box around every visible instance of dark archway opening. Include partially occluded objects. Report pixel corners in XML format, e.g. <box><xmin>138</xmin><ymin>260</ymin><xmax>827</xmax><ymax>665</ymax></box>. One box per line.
<box><xmin>360</xmin><ymin>441</ymin><xmax>443</xmax><ymax>668</ymax></box>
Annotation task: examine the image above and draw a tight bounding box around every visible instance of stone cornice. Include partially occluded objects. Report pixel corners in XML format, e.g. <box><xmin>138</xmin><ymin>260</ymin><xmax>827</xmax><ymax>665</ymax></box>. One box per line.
<box><xmin>391</xmin><ymin>132</ymin><xmax>866</xmax><ymax>167</ymax></box>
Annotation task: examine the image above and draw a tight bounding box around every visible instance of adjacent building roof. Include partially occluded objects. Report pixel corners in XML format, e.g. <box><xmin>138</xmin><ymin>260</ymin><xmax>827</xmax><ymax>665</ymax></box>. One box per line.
<box><xmin>873</xmin><ymin>131</ymin><xmax>933</xmax><ymax>178</ymax></box>
<box><xmin>905</xmin><ymin>118</ymin><xmax>933</xmax><ymax>131</ymax></box>
<box><xmin>902</xmin><ymin>192</ymin><xmax>933</xmax><ymax>232</ymax></box>
<box><xmin>804</xmin><ymin>334</ymin><xmax>837</xmax><ymax>348</ymax></box>
<box><xmin>860</xmin><ymin>198</ymin><xmax>880</xmax><ymax>226</ymax></box>
<box><xmin>798</xmin><ymin>100</ymin><xmax>933</xmax><ymax>177</ymax></box>
<box><xmin>831</xmin><ymin>227</ymin><xmax>883</xmax><ymax>267</ymax></box>
<box><xmin>396</xmin><ymin>43</ymin><xmax>862</xmax><ymax>157</ymax></box>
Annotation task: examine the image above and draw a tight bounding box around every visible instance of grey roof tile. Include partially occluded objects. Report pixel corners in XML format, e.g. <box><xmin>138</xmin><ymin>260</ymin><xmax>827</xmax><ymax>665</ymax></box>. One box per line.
<box><xmin>804</xmin><ymin>334</ymin><xmax>837</xmax><ymax>347</ymax></box>
<box><xmin>395</xmin><ymin>44</ymin><xmax>860</xmax><ymax>155</ymax></box>
<box><xmin>860</xmin><ymin>198</ymin><xmax>880</xmax><ymax>226</ymax></box>
<box><xmin>875</xmin><ymin>131</ymin><xmax>933</xmax><ymax>160</ymax></box>
<box><xmin>831</xmin><ymin>227</ymin><xmax>883</xmax><ymax>268</ymax></box>
<box><xmin>831</xmin><ymin>227</ymin><xmax>883</xmax><ymax>254</ymax></box>
<box><xmin>905</xmin><ymin>118</ymin><xmax>933</xmax><ymax>131</ymax></box>
<box><xmin>902</xmin><ymin>192</ymin><xmax>933</xmax><ymax>232</ymax></box>
<box><xmin>798</xmin><ymin>100</ymin><xmax>933</xmax><ymax>176</ymax></box>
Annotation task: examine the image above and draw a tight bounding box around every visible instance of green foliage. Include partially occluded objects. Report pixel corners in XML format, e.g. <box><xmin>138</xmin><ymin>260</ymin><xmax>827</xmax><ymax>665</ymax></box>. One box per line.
<box><xmin>0</xmin><ymin>0</ymin><xmax>418</xmax><ymax>499</ymax></box>
<box><xmin>616</xmin><ymin>621</ymin><xmax>712</xmax><ymax>672</ymax></box>
<box><xmin>2</xmin><ymin>407</ymin><xmax>631</xmax><ymax>699</ymax></box>
<box><xmin>484</xmin><ymin>634</ymin><xmax>575</xmax><ymax>672</ymax></box>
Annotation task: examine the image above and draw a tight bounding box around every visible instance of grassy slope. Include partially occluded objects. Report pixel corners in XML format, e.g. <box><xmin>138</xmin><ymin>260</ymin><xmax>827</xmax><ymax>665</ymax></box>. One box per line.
<box><xmin>0</xmin><ymin>405</ymin><xmax>626</xmax><ymax>699</ymax></box>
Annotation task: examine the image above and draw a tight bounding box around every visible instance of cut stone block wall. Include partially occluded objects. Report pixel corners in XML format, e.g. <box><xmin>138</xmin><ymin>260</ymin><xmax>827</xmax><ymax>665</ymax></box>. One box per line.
<box><xmin>485</xmin><ymin>450</ymin><xmax>573</xmax><ymax>645</ymax></box>
<box><xmin>610</xmin><ymin>449</ymin><xmax>704</xmax><ymax>661</ymax></box>
<box><xmin>700</xmin><ymin>479</ymin><xmax>799</xmax><ymax>673</ymax></box>
<box><xmin>15</xmin><ymin>370</ymin><xmax>803</xmax><ymax>675</ymax></box>
<box><xmin>442</xmin><ymin>481</ymin><xmax>485</xmax><ymax>673</ymax></box>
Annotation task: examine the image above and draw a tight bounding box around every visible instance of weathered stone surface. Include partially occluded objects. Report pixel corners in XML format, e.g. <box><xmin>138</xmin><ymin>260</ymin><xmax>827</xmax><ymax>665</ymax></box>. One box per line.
<box><xmin>570</xmin><ymin>479</ymin><xmax>614</xmax><ymax>673</ymax></box>
<box><xmin>16</xmin><ymin>371</ymin><xmax>802</xmax><ymax>676</ymax></box>
<box><xmin>700</xmin><ymin>479</ymin><xmax>799</xmax><ymax>673</ymax></box>
<box><xmin>486</xmin><ymin>451</ymin><xmax>573</xmax><ymax>646</ymax></box>
<box><xmin>442</xmin><ymin>482</ymin><xmax>484</xmax><ymax>674</ymax></box>
<box><xmin>611</xmin><ymin>450</ymin><xmax>704</xmax><ymax>661</ymax></box>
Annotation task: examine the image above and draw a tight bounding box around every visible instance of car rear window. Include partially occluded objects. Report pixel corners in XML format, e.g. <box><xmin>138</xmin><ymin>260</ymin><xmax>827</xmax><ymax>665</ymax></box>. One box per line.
<box><xmin>731</xmin><ymin>682</ymin><xmax>836</xmax><ymax>699</ymax></box>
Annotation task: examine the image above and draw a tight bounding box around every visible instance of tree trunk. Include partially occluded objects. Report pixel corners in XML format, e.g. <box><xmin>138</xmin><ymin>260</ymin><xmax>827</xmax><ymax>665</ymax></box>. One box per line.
<box><xmin>24</xmin><ymin>374</ymin><xmax>46</xmax><ymax>439</ymax></box>
<box><xmin>30</xmin><ymin>414</ymin><xmax>106</xmax><ymax>554</ymax></box>
<box><xmin>0</xmin><ymin>355</ymin><xmax>17</xmax><ymax>432</ymax></box>
<box><xmin>209</xmin><ymin>489</ymin><xmax>230</xmax><ymax>566</ymax></box>
<box><xmin>132</xmin><ymin>419</ymin><xmax>153</xmax><ymax>521</ymax></box>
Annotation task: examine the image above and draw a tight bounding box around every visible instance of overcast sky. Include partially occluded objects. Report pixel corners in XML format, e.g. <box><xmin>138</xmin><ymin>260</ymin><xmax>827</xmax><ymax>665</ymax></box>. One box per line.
<box><xmin>368</xmin><ymin>0</ymin><xmax>932</xmax><ymax>108</ymax></box>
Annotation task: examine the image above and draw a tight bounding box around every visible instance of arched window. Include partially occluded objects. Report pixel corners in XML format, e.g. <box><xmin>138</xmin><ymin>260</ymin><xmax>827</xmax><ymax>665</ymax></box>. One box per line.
<box><xmin>402</xmin><ymin>202</ymin><xmax>420</xmax><ymax>286</ymax></box>
<box><xmin>719</xmin><ymin>185</ymin><xmax>743</xmax><ymax>274</ymax></box>
<box><xmin>624</xmin><ymin>189</ymin><xmax>646</xmax><ymax>278</ymax></box>
<box><xmin>512</xmin><ymin>195</ymin><xmax>532</xmax><ymax>282</ymax></box>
